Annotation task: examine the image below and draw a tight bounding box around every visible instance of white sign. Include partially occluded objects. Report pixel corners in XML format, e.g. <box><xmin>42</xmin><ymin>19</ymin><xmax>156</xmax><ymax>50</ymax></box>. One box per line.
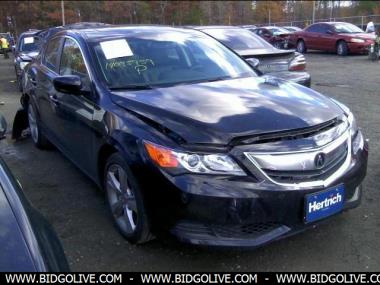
<box><xmin>24</xmin><ymin>37</ymin><xmax>34</xmax><ymax>44</ymax></box>
<box><xmin>100</xmin><ymin>39</ymin><xmax>133</xmax><ymax>60</ymax></box>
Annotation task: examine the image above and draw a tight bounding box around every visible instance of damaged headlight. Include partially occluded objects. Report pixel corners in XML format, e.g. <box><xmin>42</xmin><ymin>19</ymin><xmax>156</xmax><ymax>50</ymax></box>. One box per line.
<box><xmin>144</xmin><ymin>141</ymin><xmax>245</xmax><ymax>176</ymax></box>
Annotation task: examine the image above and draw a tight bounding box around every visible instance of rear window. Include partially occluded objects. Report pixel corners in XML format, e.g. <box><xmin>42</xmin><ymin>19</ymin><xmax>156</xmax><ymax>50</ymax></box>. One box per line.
<box><xmin>203</xmin><ymin>28</ymin><xmax>273</xmax><ymax>50</ymax></box>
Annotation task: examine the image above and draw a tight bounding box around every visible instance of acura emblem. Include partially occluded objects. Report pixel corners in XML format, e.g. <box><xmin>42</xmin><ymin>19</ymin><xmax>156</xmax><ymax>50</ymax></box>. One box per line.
<box><xmin>314</xmin><ymin>153</ymin><xmax>326</xmax><ymax>169</ymax></box>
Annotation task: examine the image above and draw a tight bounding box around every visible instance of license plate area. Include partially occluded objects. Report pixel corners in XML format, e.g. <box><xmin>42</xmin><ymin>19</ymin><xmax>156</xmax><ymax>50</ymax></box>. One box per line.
<box><xmin>304</xmin><ymin>184</ymin><xmax>344</xmax><ymax>224</ymax></box>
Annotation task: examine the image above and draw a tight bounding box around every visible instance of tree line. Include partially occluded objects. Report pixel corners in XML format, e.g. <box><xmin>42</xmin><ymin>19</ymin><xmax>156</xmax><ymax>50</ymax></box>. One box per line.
<box><xmin>1</xmin><ymin>1</ymin><xmax>379</xmax><ymax>37</ymax></box>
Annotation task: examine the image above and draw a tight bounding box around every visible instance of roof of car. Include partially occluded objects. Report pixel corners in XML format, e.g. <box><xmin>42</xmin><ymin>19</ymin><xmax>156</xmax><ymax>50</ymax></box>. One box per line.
<box><xmin>65</xmin><ymin>25</ymin><xmax>205</xmax><ymax>41</ymax></box>
<box><xmin>19</xmin><ymin>30</ymin><xmax>40</xmax><ymax>36</ymax></box>
<box><xmin>189</xmin><ymin>25</ymin><xmax>239</xmax><ymax>30</ymax></box>
<box><xmin>310</xmin><ymin>22</ymin><xmax>349</xmax><ymax>25</ymax></box>
<box><xmin>262</xmin><ymin>26</ymin><xmax>285</xmax><ymax>29</ymax></box>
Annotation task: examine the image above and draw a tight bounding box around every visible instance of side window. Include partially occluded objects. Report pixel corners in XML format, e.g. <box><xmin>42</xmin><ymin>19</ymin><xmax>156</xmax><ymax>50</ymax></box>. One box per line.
<box><xmin>306</xmin><ymin>24</ymin><xmax>319</xmax><ymax>33</ymax></box>
<box><xmin>44</xmin><ymin>37</ymin><xmax>62</xmax><ymax>71</ymax></box>
<box><xmin>60</xmin><ymin>38</ymin><xmax>88</xmax><ymax>79</ymax></box>
<box><xmin>319</xmin><ymin>25</ymin><xmax>329</xmax><ymax>34</ymax></box>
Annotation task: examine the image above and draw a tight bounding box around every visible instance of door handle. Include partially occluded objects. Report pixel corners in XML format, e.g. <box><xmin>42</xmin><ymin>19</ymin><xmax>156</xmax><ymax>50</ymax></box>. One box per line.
<box><xmin>49</xmin><ymin>94</ymin><xmax>60</xmax><ymax>105</ymax></box>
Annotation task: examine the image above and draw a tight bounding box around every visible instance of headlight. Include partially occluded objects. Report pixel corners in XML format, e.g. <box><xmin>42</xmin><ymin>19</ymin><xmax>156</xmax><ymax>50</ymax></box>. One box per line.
<box><xmin>351</xmin><ymin>38</ymin><xmax>365</xmax><ymax>43</ymax></box>
<box><xmin>347</xmin><ymin>111</ymin><xmax>358</xmax><ymax>136</ymax></box>
<box><xmin>144</xmin><ymin>141</ymin><xmax>245</xmax><ymax>176</ymax></box>
<box><xmin>19</xmin><ymin>61</ymin><xmax>28</xmax><ymax>70</ymax></box>
<box><xmin>330</xmin><ymin>98</ymin><xmax>358</xmax><ymax>135</ymax></box>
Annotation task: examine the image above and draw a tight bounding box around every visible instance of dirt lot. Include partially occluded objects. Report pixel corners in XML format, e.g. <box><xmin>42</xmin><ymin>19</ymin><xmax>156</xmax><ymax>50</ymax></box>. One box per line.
<box><xmin>0</xmin><ymin>52</ymin><xmax>379</xmax><ymax>271</ymax></box>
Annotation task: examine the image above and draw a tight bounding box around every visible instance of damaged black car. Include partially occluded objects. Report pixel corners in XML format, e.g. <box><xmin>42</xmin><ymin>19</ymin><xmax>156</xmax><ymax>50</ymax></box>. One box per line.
<box><xmin>15</xmin><ymin>25</ymin><xmax>368</xmax><ymax>247</ymax></box>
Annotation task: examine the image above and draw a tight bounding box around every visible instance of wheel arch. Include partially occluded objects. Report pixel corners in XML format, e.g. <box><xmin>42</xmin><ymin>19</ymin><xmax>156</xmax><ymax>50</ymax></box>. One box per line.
<box><xmin>96</xmin><ymin>133</ymin><xmax>143</xmax><ymax>189</ymax></box>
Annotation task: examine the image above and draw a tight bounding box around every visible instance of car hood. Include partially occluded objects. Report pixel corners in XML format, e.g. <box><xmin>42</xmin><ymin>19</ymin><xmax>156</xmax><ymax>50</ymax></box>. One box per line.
<box><xmin>110</xmin><ymin>77</ymin><xmax>343</xmax><ymax>145</ymax></box>
<box><xmin>339</xmin><ymin>33</ymin><xmax>375</xmax><ymax>40</ymax></box>
<box><xmin>19</xmin><ymin>51</ymin><xmax>39</xmax><ymax>61</ymax></box>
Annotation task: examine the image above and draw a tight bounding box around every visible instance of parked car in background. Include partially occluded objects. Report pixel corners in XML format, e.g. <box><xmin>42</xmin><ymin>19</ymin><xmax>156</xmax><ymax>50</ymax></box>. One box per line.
<box><xmin>249</xmin><ymin>26</ymin><xmax>293</xmax><ymax>49</ymax></box>
<box><xmin>14</xmin><ymin>30</ymin><xmax>40</xmax><ymax>91</ymax></box>
<box><xmin>290</xmin><ymin>22</ymin><xmax>375</xmax><ymax>55</ymax></box>
<box><xmin>283</xmin><ymin>26</ymin><xmax>303</xmax><ymax>32</ymax></box>
<box><xmin>0</xmin><ymin>114</ymin><xmax>69</xmax><ymax>271</ymax></box>
<box><xmin>17</xmin><ymin>24</ymin><xmax>368</xmax><ymax>248</ymax></box>
<box><xmin>195</xmin><ymin>26</ymin><xmax>311</xmax><ymax>87</ymax></box>
<box><xmin>240</xmin><ymin>24</ymin><xmax>257</xmax><ymax>30</ymax></box>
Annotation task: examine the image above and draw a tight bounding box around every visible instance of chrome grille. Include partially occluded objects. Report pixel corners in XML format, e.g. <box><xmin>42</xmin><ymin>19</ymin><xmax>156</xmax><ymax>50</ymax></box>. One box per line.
<box><xmin>264</xmin><ymin>142</ymin><xmax>348</xmax><ymax>183</ymax></box>
<box><xmin>244</xmin><ymin>130</ymin><xmax>351</xmax><ymax>187</ymax></box>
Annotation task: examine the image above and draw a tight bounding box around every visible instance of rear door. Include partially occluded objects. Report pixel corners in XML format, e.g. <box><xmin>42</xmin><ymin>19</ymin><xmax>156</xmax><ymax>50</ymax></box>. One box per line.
<box><xmin>34</xmin><ymin>36</ymin><xmax>65</xmax><ymax>142</ymax></box>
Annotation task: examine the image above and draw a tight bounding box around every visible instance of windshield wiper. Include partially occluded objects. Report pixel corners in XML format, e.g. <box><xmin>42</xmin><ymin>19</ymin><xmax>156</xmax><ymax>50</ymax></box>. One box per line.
<box><xmin>204</xmin><ymin>75</ymin><xmax>233</xmax><ymax>82</ymax></box>
<box><xmin>109</xmin><ymin>84</ymin><xmax>155</xmax><ymax>91</ymax></box>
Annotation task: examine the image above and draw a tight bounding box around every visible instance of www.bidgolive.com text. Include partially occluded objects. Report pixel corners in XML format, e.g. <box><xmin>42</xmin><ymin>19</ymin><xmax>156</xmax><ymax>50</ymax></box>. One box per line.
<box><xmin>3</xmin><ymin>273</ymin><xmax>380</xmax><ymax>284</ymax></box>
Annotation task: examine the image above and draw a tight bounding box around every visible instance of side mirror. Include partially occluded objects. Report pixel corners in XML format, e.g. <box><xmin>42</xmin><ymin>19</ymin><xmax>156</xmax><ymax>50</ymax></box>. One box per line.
<box><xmin>0</xmin><ymin>114</ymin><xmax>7</xmax><ymax>139</ymax></box>
<box><xmin>53</xmin><ymin>75</ymin><xmax>83</xmax><ymax>95</ymax></box>
<box><xmin>326</xmin><ymin>30</ymin><xmax>334</xmax><ymax>35</ymax></box>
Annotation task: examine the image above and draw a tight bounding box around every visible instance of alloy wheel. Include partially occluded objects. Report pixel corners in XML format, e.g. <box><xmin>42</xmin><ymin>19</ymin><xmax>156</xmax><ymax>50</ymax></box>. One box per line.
<box><xmin>297</xmin><ymin>41</ymin><xmax>304</xmax><ymax>53</ymax></box>
<box><xmin>337</xmin><ymin>43</ymin><xmax>343</xmax><ymax>55</ymax></box>
<box><xmin>106</xmin><ymin>164</ymin><xmax>138</xmax><ymax>234</ymax></box>
<box><xmin>28</xmin><ymin>105</ymin><xmax>38</xmax><ymax>143</ymax></box>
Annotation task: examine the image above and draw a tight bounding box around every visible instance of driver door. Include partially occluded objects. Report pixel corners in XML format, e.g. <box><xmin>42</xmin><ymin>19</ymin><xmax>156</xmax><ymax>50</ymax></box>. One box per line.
<box><xmin>53</xmin><ymin>37</ymin><xmax>97</xmax><ymax>175</ymax></box>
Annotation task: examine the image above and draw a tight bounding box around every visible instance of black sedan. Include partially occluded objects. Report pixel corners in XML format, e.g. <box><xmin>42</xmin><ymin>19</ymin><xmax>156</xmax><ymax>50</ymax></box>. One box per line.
<box><xmin>194</xmin><ymin>26</ymin><xmax>311</xmax><ymax>87</ymax></box>
<box><xmin>14</xmin><ymin>30</ymin><xmax>40</xmax><ymax>91</ymax></box>
<box><xmin>17</xmin><ymin>25</ymin><xmax>367</xmax><ymax>247</ymax></box>
<box><xmin>0</xmin><ymin>114</ymin><xmax>69</xmax><ymax>271</ymax></box>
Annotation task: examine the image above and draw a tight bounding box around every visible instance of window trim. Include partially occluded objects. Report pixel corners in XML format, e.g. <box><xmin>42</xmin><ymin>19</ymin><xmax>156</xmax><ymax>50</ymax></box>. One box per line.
<box><xmin>61</xmin><ymin>36</ymin><xmax>93</xmax><ymax>82</ymax></box>
<box><xmin>59</xmin><ymin>37</ymin><xmax>90</xmax><ymax>79</ymax></box>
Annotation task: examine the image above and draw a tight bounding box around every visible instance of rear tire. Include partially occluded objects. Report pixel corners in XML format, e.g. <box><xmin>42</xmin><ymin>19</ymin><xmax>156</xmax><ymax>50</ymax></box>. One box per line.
<box><xmin>337</xmin><ymin>41</ymin><xmax>348</xmax><ymax>56</ymax></box>
<box><xmin>296</xmin><ymin>39</ymin><xmax>306</xmax><ymax>53</ymax></box>
<box><xmin>27</xmin><ymin>101</ymin><xmax>50</xmax><ymax>149</ymax></box>
<box><xmin>104</xmin><ymin>153</ymin><xmax>154</xmax><ymax>244</ymax></box>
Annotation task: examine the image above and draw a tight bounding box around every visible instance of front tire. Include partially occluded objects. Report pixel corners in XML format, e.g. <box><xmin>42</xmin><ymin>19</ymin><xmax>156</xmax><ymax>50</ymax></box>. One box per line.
<box><xmin>27</xmin><ymin>101</ymin><xmax>50</xmax><ymax>149</ymax></box>
<box><xmin>104</xmin><ymin>153</ymin><xmax>154</xmax><ymax>244</ymax></box>
<box><xmin>337</xmin><ymin>41</ymin><xmax>348</xmax><ymax>56</ymax></box>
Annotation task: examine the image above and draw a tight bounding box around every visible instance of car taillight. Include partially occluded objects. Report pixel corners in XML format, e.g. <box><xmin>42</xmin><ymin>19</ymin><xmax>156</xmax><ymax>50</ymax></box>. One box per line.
<box><xmin>289</xmin><ymin>54</ymin><xmax>306</xmax><ymax>71</ymax></box>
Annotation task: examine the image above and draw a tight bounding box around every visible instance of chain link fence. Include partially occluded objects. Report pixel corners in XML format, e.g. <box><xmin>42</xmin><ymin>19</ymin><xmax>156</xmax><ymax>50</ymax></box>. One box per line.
<box><xmin>255</xmin><ymin>14</ymin><xmax>380</xmax><ymax>30</ymax></box>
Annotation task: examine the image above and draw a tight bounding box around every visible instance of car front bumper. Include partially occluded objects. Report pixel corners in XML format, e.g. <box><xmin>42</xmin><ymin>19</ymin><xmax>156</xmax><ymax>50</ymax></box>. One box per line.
<box><xmin>266</xmin><ymin>71</ymin><xmax>311</xmax><ymax>87</ymax></box>
<box><xmin>347</xmin><ymin>42</ymin><xmax>372</xmax><ymax>54</ymax></box>
<box><xmin>140</xmin><ymin>136</ymin><xmax>368</xmax><ymax>248</ymax></box>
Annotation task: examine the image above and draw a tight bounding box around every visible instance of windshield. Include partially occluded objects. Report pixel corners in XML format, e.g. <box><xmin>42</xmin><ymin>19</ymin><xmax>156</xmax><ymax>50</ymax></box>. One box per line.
<box><xmin>92</xmin><ymin>31</ymin><xmax>256</xmax><ymax>89</ymax></box>
<box><xmin>268</xmin><ymin>27</ymin><xmax>289</xmax><ymax>35</ymax></box>
<box><xmin>19</xmin><ymin>36</ymin><xmax>38</xmax><ymax>52</ymax></box>
<box><xmin>332</xmin><ymin>23</ymin><xmax>364</xmax><ymax>34</ymax></box>
<box><xmin>203</xmin><ymin>28</ymin><xmax>273</xmax><ymax>50</ymax></box>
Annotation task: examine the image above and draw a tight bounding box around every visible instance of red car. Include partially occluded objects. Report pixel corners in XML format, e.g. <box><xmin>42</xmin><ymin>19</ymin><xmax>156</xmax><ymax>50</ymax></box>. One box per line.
<box><xmin>291</xmin><ymin>22</ymin><xmax>375</xmax><ymax>56</ymax></box>
<box><xmin>251</xmin><ymin>26</ymin><xmax>293</xmax><ymax>49</ymax></box>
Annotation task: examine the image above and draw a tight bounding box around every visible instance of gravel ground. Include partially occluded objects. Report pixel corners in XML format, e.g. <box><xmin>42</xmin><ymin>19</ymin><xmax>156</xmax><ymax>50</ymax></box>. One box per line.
<box><xmin>0</xmin><ymin>52</ymin><xmax>379</xmax><ymax>271</ymax></box>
